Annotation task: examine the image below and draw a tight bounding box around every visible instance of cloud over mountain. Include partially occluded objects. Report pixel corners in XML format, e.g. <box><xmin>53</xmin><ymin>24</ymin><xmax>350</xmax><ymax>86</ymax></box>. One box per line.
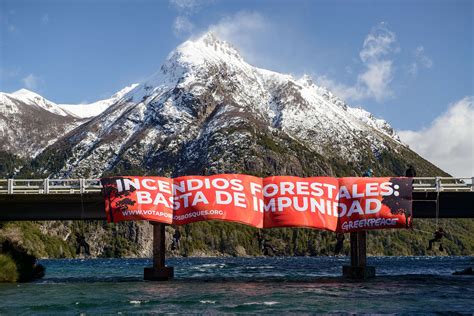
<box><xmin>399</xmin><ymin>96</ymin><xmax>474</xmax><ymax>177</ymax></box>
<box><xmin>317</xmin><ymin>22</ymin><xmax>399</xmax><ymax>103</ymax></box>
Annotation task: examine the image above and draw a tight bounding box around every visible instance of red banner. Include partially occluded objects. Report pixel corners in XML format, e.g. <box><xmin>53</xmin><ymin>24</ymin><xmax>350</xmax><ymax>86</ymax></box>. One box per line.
<box><xmin>101</xmin><ymin>174</ymin><xmax>412</xmax><ymax>232</ymax></box>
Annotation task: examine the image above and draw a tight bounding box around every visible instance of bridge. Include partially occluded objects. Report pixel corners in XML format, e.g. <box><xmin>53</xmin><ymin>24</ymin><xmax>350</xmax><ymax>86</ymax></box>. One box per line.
<box><xmin>1</xmin><ymin>177</ymin><xmax>472</xmax><ymax>220</ymax></box>
<box><xmin>0</xmin><ymin>177</ymin><xmax>473</xmax><ymax>280</ymax></box>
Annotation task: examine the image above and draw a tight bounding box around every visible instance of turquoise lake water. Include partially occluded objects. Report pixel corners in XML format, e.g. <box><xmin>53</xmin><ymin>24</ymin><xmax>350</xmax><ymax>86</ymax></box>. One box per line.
<box><xmin>1</xmin><ymin>256</ymin><xmax>473</xmax><ymax>314</ymax></box>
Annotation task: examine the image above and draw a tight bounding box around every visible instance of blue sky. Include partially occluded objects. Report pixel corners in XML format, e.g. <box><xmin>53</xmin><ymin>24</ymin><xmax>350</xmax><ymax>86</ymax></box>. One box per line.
<box><xmin>1</xmin><ymin>0</ymin><xmax>473</xmax><ymax>175</ymax></box>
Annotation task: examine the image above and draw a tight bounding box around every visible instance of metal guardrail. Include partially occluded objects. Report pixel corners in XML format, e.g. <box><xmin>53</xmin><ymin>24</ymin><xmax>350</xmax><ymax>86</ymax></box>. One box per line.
<box><xmin>0</xmin><ymin>179</ymin><xmax>102</xmax><ymax>194</ymax></box>
<box><xmin>0</xmin><ymin>177</ymin><xmax>472</xmax><ymax>194</ymax></box>
<box><xmin>412</xmin><ymin>177</ymin><xmax>474</xmax><ymax>192</ymax></box>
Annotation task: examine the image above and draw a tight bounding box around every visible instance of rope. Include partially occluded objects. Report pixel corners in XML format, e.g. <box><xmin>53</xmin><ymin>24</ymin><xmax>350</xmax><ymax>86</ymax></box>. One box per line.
<box><xmin>435</xmin><ymin>190</ymin><xmax>440</xmax><ymax>227</ymax></box>
<box><xmin>80</xmin><ymin>190</ymin><xmax>85</xmax><ymax>220</ymax></box>
<box><xmin>434</xmin><ymin>177</ymin><xmax>440</xmax><ymax>227</ymax></box>
<box><xmin>80</xmin><ymin>186</ymin><xmax>86</xmax><ymax>236</ymax></box>
<box><xmin>79</xmin><ymin>188</ymin><xmax>88</xmax><ymax>257</ymax></box>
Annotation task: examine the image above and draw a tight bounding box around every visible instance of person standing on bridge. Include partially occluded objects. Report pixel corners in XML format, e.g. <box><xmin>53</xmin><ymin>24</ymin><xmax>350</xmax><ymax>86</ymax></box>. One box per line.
<box><xmin>405</xmin><ymin>165</ymin><xmax>417</xmax><ymax>178</ymax></box>
<box><xmin>362</xmin><ymin>168</ymin><xmax>374</xmax><ymax>177</ymax></box>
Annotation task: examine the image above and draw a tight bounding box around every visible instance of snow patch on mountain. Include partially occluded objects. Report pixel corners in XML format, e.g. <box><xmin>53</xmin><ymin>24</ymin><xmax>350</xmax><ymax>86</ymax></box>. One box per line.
<box><xmin>58</xmin><ymin>84</ymin><xmax>138</xmax><ymax>118</ymax></box>
<box><xmin>6</xmin><ymin>89</ymin><xmax>74</xmax><ymax>117</ymax></box>
<box><xmin>347</xmin><ymin>107</ymin><xmax>400</xmax><ymax>141</ymax></box>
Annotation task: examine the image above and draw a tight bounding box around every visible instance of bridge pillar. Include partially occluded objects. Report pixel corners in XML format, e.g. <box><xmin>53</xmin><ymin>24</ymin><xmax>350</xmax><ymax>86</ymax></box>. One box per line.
<box><xmin>144</xmin><ymin>222</ymin><xmax>174</xmax><ymax>281</ymax></box>
<box><xmin>342</xmin><ymin>231</ymin><xmax>375</xmax><ymax>279</ymax></box>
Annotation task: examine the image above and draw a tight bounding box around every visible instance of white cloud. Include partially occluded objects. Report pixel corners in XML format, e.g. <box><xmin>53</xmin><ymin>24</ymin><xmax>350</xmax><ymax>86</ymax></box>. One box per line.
<box><xmin>407</xmin><ymin>62</ymin><xmax>419</xmax><ymax>76</ymax></box>
<box><xmin>208</xmin><ymin>11</ymin><xmax>267</xmax><ymax>40</ymax></box>
<box><xmin>358</xmin><ymin>60</ymin><xmax>394</xmax><ymax>101</ymax></box>
<box><xmin>398</xmin><ymin>97</ymin><xmax>474</xmax><ymax>177</ymax></box>
<box><xmin>169</xmin><ymin>0</ymin><xmax>214</xmax><ymax>38</ymax></box>
<box><xmin>203</xmin><ymin>11</ymin><xmax>268</xmax><ymax>63</ymax></box>
<box><xmin>360</xmin><ymin>23</ymin><xmax>398</xmax><ymax>62</ymax></box>
<box><xmin>169</xmin><ymin>0</ymin><xmax>212</xmax><ymax>12</ymax></box>
<box><xmin>173</xmin><ymin>16</ymin><xmax>194</xmax><ymax>36</ymax></box>
<box><xmin>41</xmin><ymin>14</ymin><xmax>49</xmax><ymax>25</ymax></box>
<box><xmin>317</xmin><ymin>22</ymin><xmax>398</xmax><ymax>102</ymax></box>
<box><xmin>170</xmin><ymin>0</ymin><xmax>198</xmax><ymax>10</ymax></box>
<box><xmin>22</xmin><ymin>74</ymin><xmax>40</xmax><ymax>90</ymax></box>
<box><xmin>415</xmin><ymin>46</ymin><xmax>433</xmax><ymax>68</ymax></box>
<box><xmin>408</xmin><ymin>45</ymin><xmax>433</xmax><ymax>76</ymax></box>
<box><xmin>316</xmin><ymin>76</ymin><xmax>366</xmax><ymax>101</ymax></box>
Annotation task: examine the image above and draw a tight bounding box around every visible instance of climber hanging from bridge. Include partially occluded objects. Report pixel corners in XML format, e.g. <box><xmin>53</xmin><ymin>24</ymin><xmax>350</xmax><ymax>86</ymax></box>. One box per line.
<box><xmin>427</xmin><ymin>227</ymin><xmax>447</xmax><ymax>252</ymax></box>
<box><xmin>75</xmin><ymin>233</ymin><xmax>91</xmax><ymax>256</ymax></box>
<box><xmin>171</xmin><ymin>227</ymin><xmax>181</xmax><ymax>251</ymax></box>
<box><xmin>257</xmin><ymin>231</ymin><xmax>277</xmax><ymax>256</ymax></box>
<box><xmin>334</xmin><ymin>233</ymin><xmax>345</xmax><ymax>255</ymax></box>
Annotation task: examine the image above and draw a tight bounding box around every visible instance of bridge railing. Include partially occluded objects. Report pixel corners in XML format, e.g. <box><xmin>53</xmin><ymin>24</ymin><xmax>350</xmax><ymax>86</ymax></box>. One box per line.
<box><xmin>412</xmin><ymin>177</ymin><xmax>474</xmax><ymax>192</ymax></box>
<box><xmin>0</xmin><ymin>179</ymin><xmax>102</xmax><ymax>194</ymax></box>
<box><xmin>0</xmin><ymin>177</ymin><xmax>472</xmax><ymax>194</ymax></box>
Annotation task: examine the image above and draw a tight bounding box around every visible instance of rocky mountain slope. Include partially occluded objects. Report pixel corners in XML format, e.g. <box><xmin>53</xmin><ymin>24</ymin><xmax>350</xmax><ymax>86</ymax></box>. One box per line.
<box><xmin>3</xmin><ymin>33</ymin><xmax>470</xmax><ymax>259</ymax></box>
<box><xmin>0</xmin><ymin>89</ymin><xmax>81</xmax><ymax>158</ymax></box>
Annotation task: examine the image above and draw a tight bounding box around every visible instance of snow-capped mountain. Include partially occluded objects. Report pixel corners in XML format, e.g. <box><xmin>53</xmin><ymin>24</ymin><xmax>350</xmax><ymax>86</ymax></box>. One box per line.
<box><xmin>1</xmin><ymin>89</ymin><xmax>74</xmax><ymax>117</ymax></box>
<box><xmin>0</xmin><ymin>85</ymin><xmax>137</xmax><ymax>158</ymax></box>
<box><xmin>21</xmin><ymin>32</ymin><xmax>443</xmax><ymax>179</ymax></box>
<box><xmin>0</xmin><ymin>89</ymin><xmax>81</xmax><ymax>158</ymax></box>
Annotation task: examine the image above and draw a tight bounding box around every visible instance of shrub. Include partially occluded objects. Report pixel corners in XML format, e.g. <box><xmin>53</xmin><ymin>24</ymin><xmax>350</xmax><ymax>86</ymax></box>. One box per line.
<box><xmin>0</xmin><ymin>254</ymin><xmax>18</xmax><ymax>282</ymax></box>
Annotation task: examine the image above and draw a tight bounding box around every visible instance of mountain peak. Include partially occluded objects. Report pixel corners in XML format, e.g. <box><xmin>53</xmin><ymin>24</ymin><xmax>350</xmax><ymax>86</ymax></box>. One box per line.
<box><xmin>197</xmin><ymin>32</ymin><xmax>238</xmax><ymax>51</ymax></box>
<box><xmin>7</xmin><ymin>88</ymin><xmax>78</xmax><ymax>117</ymax></box>
<box><xmin>188</xmin><ymin>32</ymin><xmax>240</xmax><ymax>54</ymax></box>
<box><xmin>196</xmin><ymin>31</ymin><xmax>220</xmax><ymax>44</ymax></box>
<box><xmin>133</xmin><ymin>32</ymin><xmax>249</xmax><ymax>97</ymax></box>
<box><xmin>12</xmin><ymin>88</ymin><xmax>42</xmax><ymax>98</ymax></box>
<box><xmin>169</xmin><ymin>32</ymin><xmax>244</xmax><ymax>68</ymax></box>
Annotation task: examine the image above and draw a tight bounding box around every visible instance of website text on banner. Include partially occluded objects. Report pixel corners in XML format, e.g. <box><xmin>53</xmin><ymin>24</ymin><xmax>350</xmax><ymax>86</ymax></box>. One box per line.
<box><xmin>101</xmin><ymin>175</ymin><xmax>412</xmax><ymax>232</ymax></box>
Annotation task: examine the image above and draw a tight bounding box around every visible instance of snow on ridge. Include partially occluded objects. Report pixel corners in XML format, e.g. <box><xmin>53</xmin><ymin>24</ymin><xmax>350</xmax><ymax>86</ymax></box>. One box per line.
<box><xmin>172</xmin><ymin>32</ymin><xmax>244</xmax><ymax>69</ymax></box>
<box><xmin>346</xmin><ymin>107</ymin><xmax>400</xmax><ymax>141</ymax></box>
<box><xmin>1</xmin><ymin>85</ymin><xmax>139</xmax><ymax>119</ymax></box>
<box><xmin>58</xmin><ymin>83</ymin><xmax>139</xmax><ymax>118</ymax></box>
<box><xmin>7</xmin><ymin>88</ymin><xmax>73</xmax><ymax>117</ymax></box>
